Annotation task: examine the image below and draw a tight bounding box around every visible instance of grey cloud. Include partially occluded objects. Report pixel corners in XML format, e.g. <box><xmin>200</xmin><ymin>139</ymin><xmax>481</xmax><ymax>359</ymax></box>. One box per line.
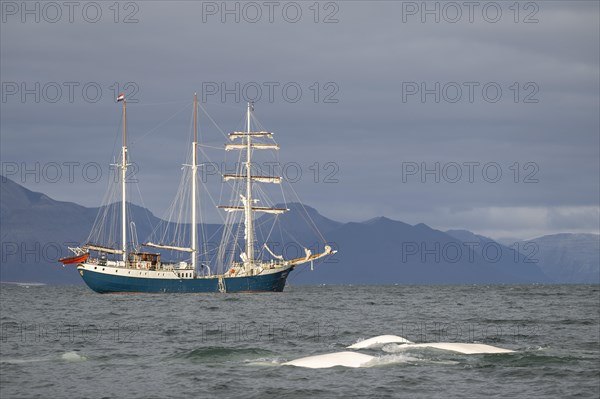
<box><xmin>1</xmin><ymin>0</ymin><xmax>598</xmax><ymax>239</ymax></box>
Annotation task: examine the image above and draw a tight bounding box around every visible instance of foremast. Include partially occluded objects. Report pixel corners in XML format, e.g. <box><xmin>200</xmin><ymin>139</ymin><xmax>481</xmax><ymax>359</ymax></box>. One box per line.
<box><xmin>244</xmin><ymin>102</ymin><xmax>255</xmax><ymax>272</ymax></box>
<box><xmin>219</xmin><ymin>102</ymin><xmax>286</xmax><ymax>274</ymax></box>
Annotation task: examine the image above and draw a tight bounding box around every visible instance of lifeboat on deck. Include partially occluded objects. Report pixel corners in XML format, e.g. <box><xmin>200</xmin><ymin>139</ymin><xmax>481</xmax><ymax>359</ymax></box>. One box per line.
<box><xmin>59</xmin><ymin>253</ymin><xmax>89</xmax><ymax>265</ymax></box>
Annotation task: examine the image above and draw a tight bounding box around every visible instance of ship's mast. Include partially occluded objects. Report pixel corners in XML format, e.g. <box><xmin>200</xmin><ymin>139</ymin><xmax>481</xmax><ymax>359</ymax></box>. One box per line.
<box><xmin>244</xmin><ymin>102</ymin><xmax>254</xmax><ymax>272</ymax></box>
<box><xmin>217</xmin><ymin>103</ymin><xmax>288</xmax><ymax>272</ymax></box>
<box><xmin>121</xmin><ymin>99</ymin><xmax>128</xmax><ymax>262</ymax></box>
<box><xmin>191</xmin><ymin>94</ymin><xmax>198</xmax><ymax>272</ymax></box>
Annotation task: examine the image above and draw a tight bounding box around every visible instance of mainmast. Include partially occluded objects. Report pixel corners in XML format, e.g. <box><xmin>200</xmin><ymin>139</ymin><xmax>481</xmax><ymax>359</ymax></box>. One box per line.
<box><xmin>244</xmin><ymin>102</ymin><xmax>254</xmax><ymax>271</ymax></box>
<box><xmin>191</xmin><ymin>94</ymin><xmax>198</xmax><ymax>272</ymax></box>
<box><xmin>121</xmin><ymin>96</ymin><xmax>128</xmax><ymax>263</ymax></box>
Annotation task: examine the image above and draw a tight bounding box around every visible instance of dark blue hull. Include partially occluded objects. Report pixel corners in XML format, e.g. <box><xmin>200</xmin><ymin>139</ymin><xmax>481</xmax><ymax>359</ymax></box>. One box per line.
<box><xmin>79</xmin><ymin>268</ymin><xmax>292</xmax><ymax>293</ymax></box>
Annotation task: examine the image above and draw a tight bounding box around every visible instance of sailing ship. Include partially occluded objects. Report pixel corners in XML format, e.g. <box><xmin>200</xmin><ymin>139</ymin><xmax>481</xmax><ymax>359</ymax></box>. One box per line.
<box><xmin>62</xmin><ymin>94</ymin><xmax>335</xmax><ymax>293</ymax></box>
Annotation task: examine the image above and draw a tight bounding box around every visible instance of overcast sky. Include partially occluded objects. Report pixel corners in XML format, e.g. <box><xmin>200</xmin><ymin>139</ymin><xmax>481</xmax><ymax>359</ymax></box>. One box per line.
<box><xmin>1</xmin><ymin>0</ymin><xmax>598</xmax><ymax>240</ymax></box>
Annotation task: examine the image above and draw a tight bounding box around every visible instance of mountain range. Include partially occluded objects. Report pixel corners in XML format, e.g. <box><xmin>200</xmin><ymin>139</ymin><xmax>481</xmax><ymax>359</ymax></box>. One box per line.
<box><xmin>1</xmin><ymin>176</ymin><xmax>598</xmax><ymax>285</ymax></box>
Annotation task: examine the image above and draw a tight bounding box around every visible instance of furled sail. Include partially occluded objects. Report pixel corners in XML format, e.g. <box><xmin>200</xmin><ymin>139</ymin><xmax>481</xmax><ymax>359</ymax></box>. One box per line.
<box><xmin>142</xmin><ymin>242</ymin><xmax>194</xmax><ymax>252</ymax></box>
<box><xmin>218</xmin><ymin>205</ymin><xmax>288</xmax><ymax>214</ymax></box>
<box><xmin>223</xmin><ymin>174</ymin><xmax>282</xmax><ymax>184</ymax></box>
<box><xmin>84</xmin><ymin>243</ymin><xmax>124</xmax><ymax>255</ymax></box>
<box><xmin>225</xmin><ymin>143</ymin><xmax>279</xmax><ymax>151</ymax></box>
<box><xmin>229</xmin><ymin>131</ymin><xmax>273</xmax><ymax>139</ymax></box>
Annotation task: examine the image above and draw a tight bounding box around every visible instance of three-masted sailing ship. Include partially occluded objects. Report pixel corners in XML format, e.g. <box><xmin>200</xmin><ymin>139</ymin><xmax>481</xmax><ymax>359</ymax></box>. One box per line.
<box><xmin>61</xmin><ymin>94</ymin><xmax>335</xmax><ymax>293</ymax></box>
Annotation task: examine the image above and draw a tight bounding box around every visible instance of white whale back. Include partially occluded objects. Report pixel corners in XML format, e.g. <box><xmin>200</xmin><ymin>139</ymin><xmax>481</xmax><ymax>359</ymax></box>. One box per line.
<box><xmin>282</xmin><ymin>335</ymin><xmax>514</xmax><ymax>369</ymax></box>
<box><xmin>283</xmin><ymin>351</ymin><xmax>375</xmax><ymax>369</ymax></box>
<box><xmin>347</xmin><ymin>335</ymin><xmax>413</xmax><ymax>349</ymax></box>
<box><xmin>390</xmin><ymin>342</ymin><xmax>514</xmax><ymax>354</ymax></box>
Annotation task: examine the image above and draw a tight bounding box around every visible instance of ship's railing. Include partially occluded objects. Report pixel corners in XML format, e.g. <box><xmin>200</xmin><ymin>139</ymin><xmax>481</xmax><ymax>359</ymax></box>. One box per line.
<box><xmin>87</xmin><ymin>256</ymin><xmax>202</xmax><ymax>274</ymax></box>
<box><xmin>227</xmin><ymin>260</ymin><xmax>287</xmax><ymax>277</ymax></box>
<box><xmin>89</xmin><ymin>258</ymin><xmax>126</xmax><ymax>268</ymax></box>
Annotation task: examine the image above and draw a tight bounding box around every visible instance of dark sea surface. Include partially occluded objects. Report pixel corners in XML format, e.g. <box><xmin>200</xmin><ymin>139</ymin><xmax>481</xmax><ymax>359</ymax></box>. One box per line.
<box><xmin>1</xmin><ymin>284</ymin><xmax>598</xmax><ymax>398</ymax></box>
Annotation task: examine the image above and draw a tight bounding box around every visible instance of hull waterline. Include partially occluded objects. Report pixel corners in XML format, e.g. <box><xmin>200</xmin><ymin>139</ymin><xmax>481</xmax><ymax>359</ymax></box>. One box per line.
<box><xmin>77</xmin><ymin>265</ymin><xmax>291</xmax><ymax>293</ymax></box>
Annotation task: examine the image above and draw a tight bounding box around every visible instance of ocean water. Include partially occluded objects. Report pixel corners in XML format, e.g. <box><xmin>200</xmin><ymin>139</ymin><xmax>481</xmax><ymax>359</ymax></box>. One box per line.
<box><xmin>1</xmin><ymin>284</ymin><xmax>598</xmax><ymax>398</ymax></box>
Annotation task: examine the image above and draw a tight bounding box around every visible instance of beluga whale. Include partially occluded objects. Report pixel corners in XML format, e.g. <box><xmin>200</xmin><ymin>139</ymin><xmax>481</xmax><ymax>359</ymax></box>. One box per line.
<box><xmin>283</xmin><ymin>351</ymin><xmax>375</xmax><ymax>369</ymax></box>
<box><xmin>282</xmin><ymin>335</ymin><xmax>514</xmax><ymax>369</ymax></box>
<box><xmin>348</xmin><ymin>335</ymin><xmax>514</xmax><ymax>354</ymax></box>
<box><xmin>347</xmin><ymin>335</ymin><xmax>413</xmax><ymax>349</ymax></box>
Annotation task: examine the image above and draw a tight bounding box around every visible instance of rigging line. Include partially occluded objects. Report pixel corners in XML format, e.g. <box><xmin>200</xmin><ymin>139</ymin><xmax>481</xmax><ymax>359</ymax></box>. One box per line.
<box><xmin>258</xmin><ymin>214</ymin><xmax>278</xmax><ymax>257</ymax></box>
<box><xmin>250</xmin><ymin>112</ymin><xmax>266</xmax><ymax>133</ymax></box>
<box><xmin>284</xmin><ymin>177</ymin><xmax>327</xmax><ymax>243</ymax></box>
<box><xmin>219</xmin><ymin>142</ymin><xmax>232</xmax><ymax>214</ymax></box>
<box><xmin>277</xmin><ymin>218</ymin><xmax>286</xmax><ymax>254</ymax></box>
<box><xmin>183</xmin><ymin>108</ymin><xmax>195</xmax><ymax>163</ymax></box>
<box><xmin>126</xmin><ymin>200</ymin><xmax>134</xmax><ymax>251</ymax></box>
<box><xmin>196</xmin><ymin>146</ymin><xmax>219</xmax><ymax>178</ymax></box>
<box><xmin>109</xmin><ymin>112</ymin><xmax>123</xmax><ymax>165</ymax></box>
<box><xmin>133</xmin><ymin>179</ymin><xmax>154</xmax><ymax>244</ymax></box>
<box><xmin>218</xmin><ymin>218</ymin><xmax>231</xmax><ymax>270</ymax></box>
<box><xmin>87</xmin><ymin>171</ymin><xmax>114</xmax><ymax>243</ymax></box>
<box><xmin>216</xmin><ymin>110</ymin><xmax>246</xmax><ymax>208</ymax></box>
<box><xmin>271</xmin><ymin>214</ymin><xmax>305</xmax><ymax>250</ymax></box>
<box><xmin>175</xmin><ymin>170</ymin><xmax>190</xmax><ymax>246</ymax></box>
<box><xmin>196</xmin><ymin>170</ymin><xmax>227</xmax><ymax>226</ymax></box>
<box><xmin>223</xmin><ymin>213</ymin><xmax>244</xmax><ymax>267</ymax></box>
<box><xmin>148</xmin><ymin>160</ymin><xmax>188</xmax><ymax>244</ymax></box>
<box><xmin>199</xmin><ymin>104</ymin><xmax>229</xmax><ymax>140</ymax></box>
<box><xmin>257</xmin><ymin>178</ymin><xmax>321</xmax><ymax>249</ymax></box>
<box><xmin>99</xmin><ymin>196</ymin><xmax>111</xmax><ymax>245</ymax></box>
<box><xmin>131</xmin><ymin>103</ymin><xmax>191</xmax><ymax>145</ymax></box>
<box><xmin>200</xmin><ymin>195</ymin><xmax>226</xmax><ymax>262</ymax></box>
<box><xmin>127</xmin><ymin>100</ymin><xmax>188</xmax><ymax>107</ymax></box>
<box><xmin>197</xmin><ymin>144</ymin><xmax>224</xmax><ymax>150</ymax></box>
<box><xmin>89</xmin><ymin>169</ymin><xmax>121</xmax><ymax>245</ymax></box>
<box><xmin>200</xmin><ymin>102</ymin><xmax>242</xmax><ymax>111</ymax></box>
<box><xmin>196</xmin><ymin>183</ymin><xmax>205</xmax><ymax>265</ymax></box>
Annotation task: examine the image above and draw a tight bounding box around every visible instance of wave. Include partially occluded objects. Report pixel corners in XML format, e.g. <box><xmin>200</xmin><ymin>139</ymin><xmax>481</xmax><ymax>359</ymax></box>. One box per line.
<box><xmin>176</xmin><ymin>346</ymin><xmax>274</xmax><ymax>362</ymax></box>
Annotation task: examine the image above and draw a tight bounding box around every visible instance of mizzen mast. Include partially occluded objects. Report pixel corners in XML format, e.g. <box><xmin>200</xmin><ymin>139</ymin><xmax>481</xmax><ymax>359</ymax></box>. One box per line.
<box><xmin>120</xmin><ymin>94</ymin><xmax>128</xmax><ymax>263</ymax></box>
<box><xmin>140</xmin><ymin>94</ymin><xmax>198</xmax><ymax>259</ymax></box>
